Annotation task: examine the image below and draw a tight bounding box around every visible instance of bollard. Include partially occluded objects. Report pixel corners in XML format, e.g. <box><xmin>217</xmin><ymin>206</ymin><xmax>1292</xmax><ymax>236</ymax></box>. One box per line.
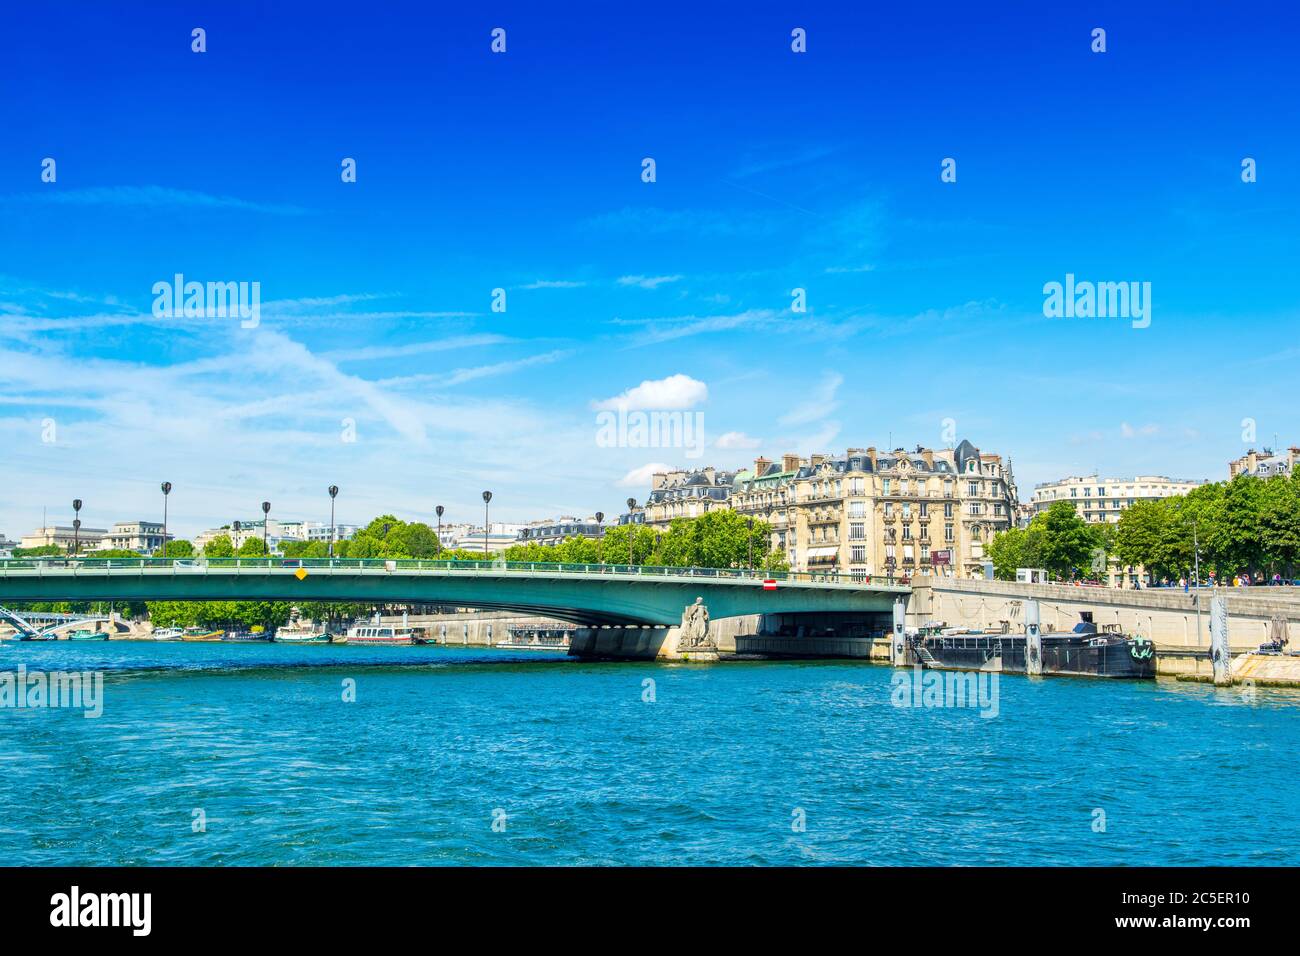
<box><xmin>1209</xmin><ymin>596</ymin><xmax>1231</xmax><ymax>686</ymax></box>
<box><xmin>1024</xmin><ymin>599</ymin><xmax>1043</xmax><ymax>676</ymax></box>
<box><xmin>890</xmin><ymin>598</ymin><xmax>907</xmax><ymax>667</ymax></box>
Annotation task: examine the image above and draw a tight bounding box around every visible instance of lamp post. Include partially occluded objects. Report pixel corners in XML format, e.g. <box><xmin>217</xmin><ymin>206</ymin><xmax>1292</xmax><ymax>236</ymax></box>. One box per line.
<box><xmin>160</xmin><ymin>481</ymin><xmax>172</xmax><ymax>558</ymax></box>
<box><xmin>328</xmin><ymin>485</ymin><xmax>339</xmax><ymax>558</ymax></box>
<box><xmin>481</xmin><ymin>491</ymin><xmax>492</xmax><ymax>559</ymax></box>
<box><xmin>233</xmin><ymin>520</ymin><xmax>241</xmax><ymax>554</ymax></box>
<box><xmin>595</xmin><ymin>512</ymin><xmax>604</xmax><ymax>565</ymax></box>
<box><xmin>747</xmin><ymin>516</ymin><xmax>755</xmax><ymax>573</ymax></box>
<box><xmin>261</xmin><ymin>501</ymin><xmax>271</xmax><ymax>557</ymax></box>
<box><xmin>1193</xmin><ymin>520</ymin><xmax>1203</xmax><ymax>647</ymax></box>
<box><xmin>626</xmin><ymin>497</ymin><xmax>637</xmax><ymax>565</ymax></box>
<box><xmin>72</xmin><ymin>499</ymin><xmax>82</xmax><ymax>555</ymax></box>
<box><xmin>435</xmin><ymin>505</ymin><xmax>444</xmax><ymax>557</ymax></box>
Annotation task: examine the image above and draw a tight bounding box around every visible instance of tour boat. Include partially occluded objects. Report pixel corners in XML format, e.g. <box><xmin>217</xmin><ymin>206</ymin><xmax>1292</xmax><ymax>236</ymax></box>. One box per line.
<box><xmin>181</xmin><ymin>627</ymin><xmax>224</xmax><ymax>642</ymax></box>
<box><xmin>149</xmin><ymin>627</ymin><xmax>183</xmax><ymax>641</ymax></box>
<box><xmin>67</xmin><ymin>629</ymin><xmax>110</xmax><ymax>641</ymax></box>
<box><xmin>345</xmin><ymin>623</ymin><xmax>414</xmax><ymax>646</ymax></box>
<box><xmin>274</xmin><ymin>624</ymin><xmax>330</xmax><ymax>644</ymax></box>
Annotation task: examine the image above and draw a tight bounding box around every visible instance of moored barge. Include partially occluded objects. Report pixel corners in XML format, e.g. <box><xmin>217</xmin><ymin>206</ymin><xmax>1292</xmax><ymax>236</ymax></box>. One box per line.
<box><xmin>911</xmin><ymin>613</ymin><xmax>1155</xmax><ymax>679</ymax></box>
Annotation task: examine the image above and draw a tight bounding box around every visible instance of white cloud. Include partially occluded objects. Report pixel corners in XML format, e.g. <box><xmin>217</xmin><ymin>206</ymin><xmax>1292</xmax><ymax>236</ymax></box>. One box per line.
<box><xmin>618</xmin><ymin>462</ymin><xmax>674</xmax><ymax>487</ymax></box>
<box><xmin>520</xmin><ymin>279</ymin><xmax>586</xmax><ymax>290</ymax></box>
<box><xmin>617</xmin><ymin>274</ymin><xmax>683</xmax><ymax>290</ymax></box>
<box><xmin>1120</xmin><ymin>422</ymin><xmax>1159</xmax><ymax>439</ymax></box>
<box><xmin>715</xmin><ymin>431</ymin><xmax>761</xmax><ymax>450</ymax></box>
<box><xmin>778</xmin><ymin>371</ymin><xmax>842</xmax><ymax>427</ymax></box>
<box><xmin>591</xmin><ymin>374</ymin><xmax>708</xmax><ymax>411</ymax></box>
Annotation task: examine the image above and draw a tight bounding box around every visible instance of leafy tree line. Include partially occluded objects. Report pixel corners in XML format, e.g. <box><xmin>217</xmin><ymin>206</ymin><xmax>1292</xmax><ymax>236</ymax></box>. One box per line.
<box><xmin>1110</xmin><ymin>469</ymin><xmax>1300</xmax><ymax>582</ymax></box>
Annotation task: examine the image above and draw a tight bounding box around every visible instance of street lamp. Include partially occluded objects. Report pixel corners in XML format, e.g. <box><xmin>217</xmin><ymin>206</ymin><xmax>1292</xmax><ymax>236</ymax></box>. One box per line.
<box><xmin>261</xmin><ymin>501</ymin><xmax>271</xmax><ymax>557</ymax></box>
<box><xmin>481</xmin><ymin>491</ymin><xmax>492</xmax><ymax>559</ymax></box>
<box><xmin>160</xmin><ymin>481</ymin><xmax>172</xmax><ymax>558</ymax></box>
<box><xmin>328</xmin><ymin>485</ymin><xmax>339</xmax><ymax>558</ymax></box>
<box><xmin>595</xmin><ymin>511</ymin><xmax>604</xmax><ymax>565</ymax></box>
<box><xmin>747</xmin><ymin>516</ymin><xmax>755</xmax><ymax>573</ymax></box>
<box><xmin>72</xmin><ymin>499</ymin><xmax>82</xmax><ymax>555</ymax></box>
<box><xmin>626</xmin><ymin>497</ymin><xmax>637</xmax><ymax>565</ymax></box>
<box><xmin>233</xmin><ymin>520</ymin><xmax>241</xmax><ymax>553</ymax></box>
<box><xmin>435</xmin><ymin>505</ymin><xmax>444</xmax><ymax>557</ymax></box>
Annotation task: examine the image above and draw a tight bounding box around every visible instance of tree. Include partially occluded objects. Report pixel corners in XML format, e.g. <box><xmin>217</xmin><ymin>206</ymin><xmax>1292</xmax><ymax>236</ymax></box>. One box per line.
<box><xmin>987</xmin><ymin>526</ymin><xmax>1043</xmax><ymax>580</ymax></box>
<box><xmin>237</xmin><ymin>537</ymin><xmax>268</xmax><ymax>557</ymax></box>
<box><xmin>203</xmin><ymin>535</ymin><xmax>234</xmax><ymax>558</ymax></box>
<box><xmin>163</xmin><ymin>539</ymin><xmax>194</xmax><ymax>558</ymax></box>
<box><xmin>1035</xmin><ymin>501</ymin><xmax>1097</xmax><ymax>580</ymax></box>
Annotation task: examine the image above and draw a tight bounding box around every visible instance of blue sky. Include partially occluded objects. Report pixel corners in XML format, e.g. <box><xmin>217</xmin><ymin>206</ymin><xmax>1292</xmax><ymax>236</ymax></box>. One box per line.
<box><xmin>1</xmin><ymin>1</ymin><xmax>1297</xmax><ymax>537</ymax></box>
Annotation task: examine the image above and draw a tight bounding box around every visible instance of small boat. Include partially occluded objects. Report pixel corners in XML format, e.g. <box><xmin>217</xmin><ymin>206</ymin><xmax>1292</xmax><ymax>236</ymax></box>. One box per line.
<box><xmin>181</xmin><ymin>627</ymin><xmax>224</xmax><ymax>642</ymax></box>
<box><xmin>223</xmin><ymin>630</ymin><xmax>272</xmax><ymax>642</ymax></box>
<box><xmin>274</xmin><ymin>624</ymin><xmax>330</xmax><ymax>644</ymax></box>
<box><xmin>67</xmin><ymin>629</ymin><xmax>110</xmax><ymax>641</ymax></box>
<box><xmin>148</xmin><ymin>627</ymin><xmax>183</xmax><ymax>641</ymax></box>
<box><xmin>345</xmin><ymin>623</ymin><xmax>414</xmax><ymax>646</ymax></box>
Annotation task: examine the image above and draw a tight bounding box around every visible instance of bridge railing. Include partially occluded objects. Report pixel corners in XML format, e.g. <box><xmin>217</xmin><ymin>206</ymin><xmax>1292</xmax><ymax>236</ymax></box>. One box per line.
<box><xmin>0</xmin><ymin>556</ymin><xmax>905</xmax><ymax>587</ymax></box>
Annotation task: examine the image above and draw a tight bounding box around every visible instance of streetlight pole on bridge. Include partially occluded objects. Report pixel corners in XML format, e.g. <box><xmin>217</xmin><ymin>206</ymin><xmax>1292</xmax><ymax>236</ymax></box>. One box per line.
<box><xmin>72</xmin><ymin>499</ymin><xmax>82</xmax><ymax>555</ymax></box>
<box><xmin>160</xmin><ymin>482</ymin><xmax>172</xmax><ymax>558</ymax></box>
<box><xmin>481</xmin><ymin>491</ymin><xmax>492</xmax><ymax>560</ymax></box>
<box><xmin>261</xmin><ymin>501</ymin><xmax>271</xmax><ymax>556</ymax></box>
<box><xmin>435</xmin><ymin>505</ymin><xmax>444</xmax><ymax>557</ymax></box>
<box><xmin>595</xmin><ymin>512</ymin><xmax>604</xmax><ymax>565</ymax></box>
<box><xmin>626</xmin><ymin>497</ymin><xmax>637</xmax><ymax>565</ymax></box>
<box><xmin>328</xmin><ymin>485</ymin><xmax>339</xmax><ymax>558</ymax></box>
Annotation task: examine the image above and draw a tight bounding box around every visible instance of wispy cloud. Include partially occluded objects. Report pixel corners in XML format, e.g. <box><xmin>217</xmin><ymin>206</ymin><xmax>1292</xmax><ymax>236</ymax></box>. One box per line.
<box><xmin>617</xmin><ymin>274</ymin><xmax>683</xmax><ymax>290</ymax></box>
<box><xmin>519</xmin><ymin>279</ymin><xmax>587</xmax><ymax>290</ymax></box>
<box><xmin>4</xmin><ymin>185</ymin><xmax>308</xmax><ymax>215</ymax></box>
<box><xmin>778</xmin><ymin>372</ymin><xmax>842</xmax><ymax>428</ymax></box>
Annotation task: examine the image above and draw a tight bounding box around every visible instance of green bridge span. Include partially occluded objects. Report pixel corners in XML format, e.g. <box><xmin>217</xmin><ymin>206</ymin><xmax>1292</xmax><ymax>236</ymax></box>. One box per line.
<box><xmin>0</xmin><ymin>558</ymin><xmax>909</xmax><ymax>627</ymax></box>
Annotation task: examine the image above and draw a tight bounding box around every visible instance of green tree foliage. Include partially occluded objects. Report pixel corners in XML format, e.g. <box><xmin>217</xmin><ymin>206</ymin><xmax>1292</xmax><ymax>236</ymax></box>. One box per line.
<box><xmin>162</xmin><ymin>539</ymin><xmax>194</xmax><ymax>558</ymax></box>
<box><xmin>987</xmin><ymin>501</ymin><xmax>1105</xmax><ymax>581</ymax></box>
<box><xmin>202</xmin><ymin>534</ymin><xmax>234</xmax><ymax>558</ymax></box>
<box><xmin>1107</xmin><ymin>470</ymin><xmax>1300</xmax><ymax>582</ymax></box>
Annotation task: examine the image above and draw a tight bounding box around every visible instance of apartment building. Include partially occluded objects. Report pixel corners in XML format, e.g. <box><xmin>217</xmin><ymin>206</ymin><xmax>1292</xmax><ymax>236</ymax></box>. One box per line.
<box><xmin>1030</xmin><ymin>475</ymin><xmax>1203</xmax><ymax>523</ymax></box>
<box><xmin>1229</xmin><ymin>446</ymin><xmax>1300</xmax><ymax>480</ymax></box>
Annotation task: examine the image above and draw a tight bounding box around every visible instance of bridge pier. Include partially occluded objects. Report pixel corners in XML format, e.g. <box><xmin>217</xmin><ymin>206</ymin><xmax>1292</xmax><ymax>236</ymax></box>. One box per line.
<box><xmin>1210</xmin><ymin>596</ymin><xmax>1232</xmax><ymax>686</ymax></box>
<box><xmin>889</xmin><ymin>598</ymin><xmax>908</xmax><ymax>667</ymax></box>
<box><xmin>1025</xmin><ymin>600</ymin><xmax>1043</xmax><ymax>677</ymax></box>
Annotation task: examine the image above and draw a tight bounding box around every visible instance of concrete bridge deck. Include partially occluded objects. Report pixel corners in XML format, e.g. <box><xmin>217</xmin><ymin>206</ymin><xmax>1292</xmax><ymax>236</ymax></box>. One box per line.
<box><xmin>0</xmin><ymin>557</ymin><xmax>909</xmax><ymax>628</ymax></box>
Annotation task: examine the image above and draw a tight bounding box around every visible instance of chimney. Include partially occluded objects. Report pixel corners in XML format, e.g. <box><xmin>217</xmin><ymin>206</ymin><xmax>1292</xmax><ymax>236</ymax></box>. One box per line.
<box><xmin>922</xmin><ymin>449</ymin><xmax>934</xmax><ymax>467</ymax></box>
<box><xmin>810</xmin><ymin>454</ymin><xmax>826</xmax><ymax>468</ymax></box>
<box><xmin>651</xmin><ymin>471</ymin><xmax>668</xmax><ymax>491</ymax></box>
<box><xmin>782</xmin><ymin>453</ymin><xmax>801</xmax><ymax>473</ymax></box>
<box><xmin>753</xmin><ymin>456</ymin><xmax>772</xmax><ymax>477</ymax></box>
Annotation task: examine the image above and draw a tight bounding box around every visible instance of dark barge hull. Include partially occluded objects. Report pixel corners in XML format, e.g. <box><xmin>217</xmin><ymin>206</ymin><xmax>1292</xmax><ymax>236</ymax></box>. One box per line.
<box><xmin>918</xmin><ymin>634</ymin><xmax>1156</xmax><ymax>679</ymax></box>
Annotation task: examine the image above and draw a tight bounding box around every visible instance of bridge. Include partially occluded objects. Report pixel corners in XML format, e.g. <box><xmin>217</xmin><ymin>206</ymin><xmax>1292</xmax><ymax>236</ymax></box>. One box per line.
<box><xmin>0</xmin><ymin>557</ymin><xmax>908</xmax><ymax>629</ymax></box>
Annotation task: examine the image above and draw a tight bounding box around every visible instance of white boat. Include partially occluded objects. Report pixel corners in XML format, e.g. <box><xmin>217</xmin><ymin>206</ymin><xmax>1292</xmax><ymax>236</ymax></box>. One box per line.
<box><xmin>274</xmin><ymin>623</ymin><xmax>330</xmax><ymax>644</ymax></box>
<box><xmin>345</xmin><ymin>623</ymin><xmax>414</xmax><ymax>646</ymax></box>
<box><xmin>148</xmin><ymin>627</ymin><xmax>183</xmax><ymax>641</ymax></box>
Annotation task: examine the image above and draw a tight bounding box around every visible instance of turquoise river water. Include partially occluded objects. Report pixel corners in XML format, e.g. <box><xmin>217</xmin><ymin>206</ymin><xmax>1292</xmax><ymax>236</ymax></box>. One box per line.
<box><xmin>1</xmin><ymin>641</ymin><xmax>1297</xmax><ymax>865</ymax></box>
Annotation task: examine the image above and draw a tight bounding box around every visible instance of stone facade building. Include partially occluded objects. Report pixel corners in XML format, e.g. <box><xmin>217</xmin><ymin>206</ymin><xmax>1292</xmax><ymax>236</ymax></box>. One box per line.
<box><xmin>626</xmin><ymin>440</ymin><xmax>1018</xmax><ymax>580</ymax></box>
<box><xmin>1228</xmin><ymin>446</ymin><xmax>1300</xmax><ymax>480</ymax></box>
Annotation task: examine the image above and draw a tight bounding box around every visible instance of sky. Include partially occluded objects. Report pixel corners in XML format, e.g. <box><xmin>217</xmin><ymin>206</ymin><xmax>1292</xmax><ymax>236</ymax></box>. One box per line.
<box><xmin>1</xmin><ymin>1</ymin><xmax>1297</xmax><ymax>538</ymax></box>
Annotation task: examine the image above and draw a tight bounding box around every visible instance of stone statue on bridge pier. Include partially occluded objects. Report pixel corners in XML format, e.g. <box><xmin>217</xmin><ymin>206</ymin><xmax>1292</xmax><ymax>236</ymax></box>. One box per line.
<box><xmin>679</xmin><ymin>597</ymin><xmax>714</xmax><ymax>651</ymax></box>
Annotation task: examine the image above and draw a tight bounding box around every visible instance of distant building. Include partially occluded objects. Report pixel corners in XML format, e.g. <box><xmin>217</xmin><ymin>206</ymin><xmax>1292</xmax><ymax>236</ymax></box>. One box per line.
<box><xmin>1229</xmin><ymin>446</ymin><xmax>1300</xmax><ymax>480</ymax></box>
<box><xmin>517</xmin><ymin>517</ymin><xmax>605</xmax><ymax>546</ymax></box>
<box><xmin>20</xmin><ymin>525</ymin><xmax>108</xmax><ymax>551</ymax></box>
<box><xmin>627</xmin><ymin>466</ymin><xmax>739</xmax><ymax>527</ymax></box>
<box><xmin>0</xmin><ymin>532</ymin><xmax>16</xmax><ymax>559</ymax></box>
<box><xmin>97</xmin><ymin>521</ymin><xmax>172</xmax><ymax>554</ymax></box>
<box><xmin>1031</xmin><ymin>475</ymin><xmax>1203</xmax><ymax>524</ymax></box>
<box><xmin>449</xmin><ymin>525</ymin><xmax>520</xmax><ymax>554</ymax></box>
<box><xmin>303</xmin><ymin>522</ymin><xmax>358</xmax><ymax>544</ymax></box>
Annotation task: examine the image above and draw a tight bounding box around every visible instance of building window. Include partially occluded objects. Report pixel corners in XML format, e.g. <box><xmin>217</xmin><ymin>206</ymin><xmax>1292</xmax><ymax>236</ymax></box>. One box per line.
<box><xmin>945</xmin><ymin>524</ymin><xmax>955</xmax><ymax>542</ymax></box>
<box><xmin>919</xmin><ymin>502</ymin><xmax>928</xmax><ymax>517</ymax></box>
<box><xmin>850</xmin><ymin>522</ymin><xmax>865</xmax><ymax>540</ymax></box>
<box><xmin>850</xmin><ymin>546</ymin><xmax>866</xmax><ymax>563</ymax></box>
<box><xmin>944</xmin><ymin>502</ymin><xmax>954</xmax><ymax>518</ymax></box>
